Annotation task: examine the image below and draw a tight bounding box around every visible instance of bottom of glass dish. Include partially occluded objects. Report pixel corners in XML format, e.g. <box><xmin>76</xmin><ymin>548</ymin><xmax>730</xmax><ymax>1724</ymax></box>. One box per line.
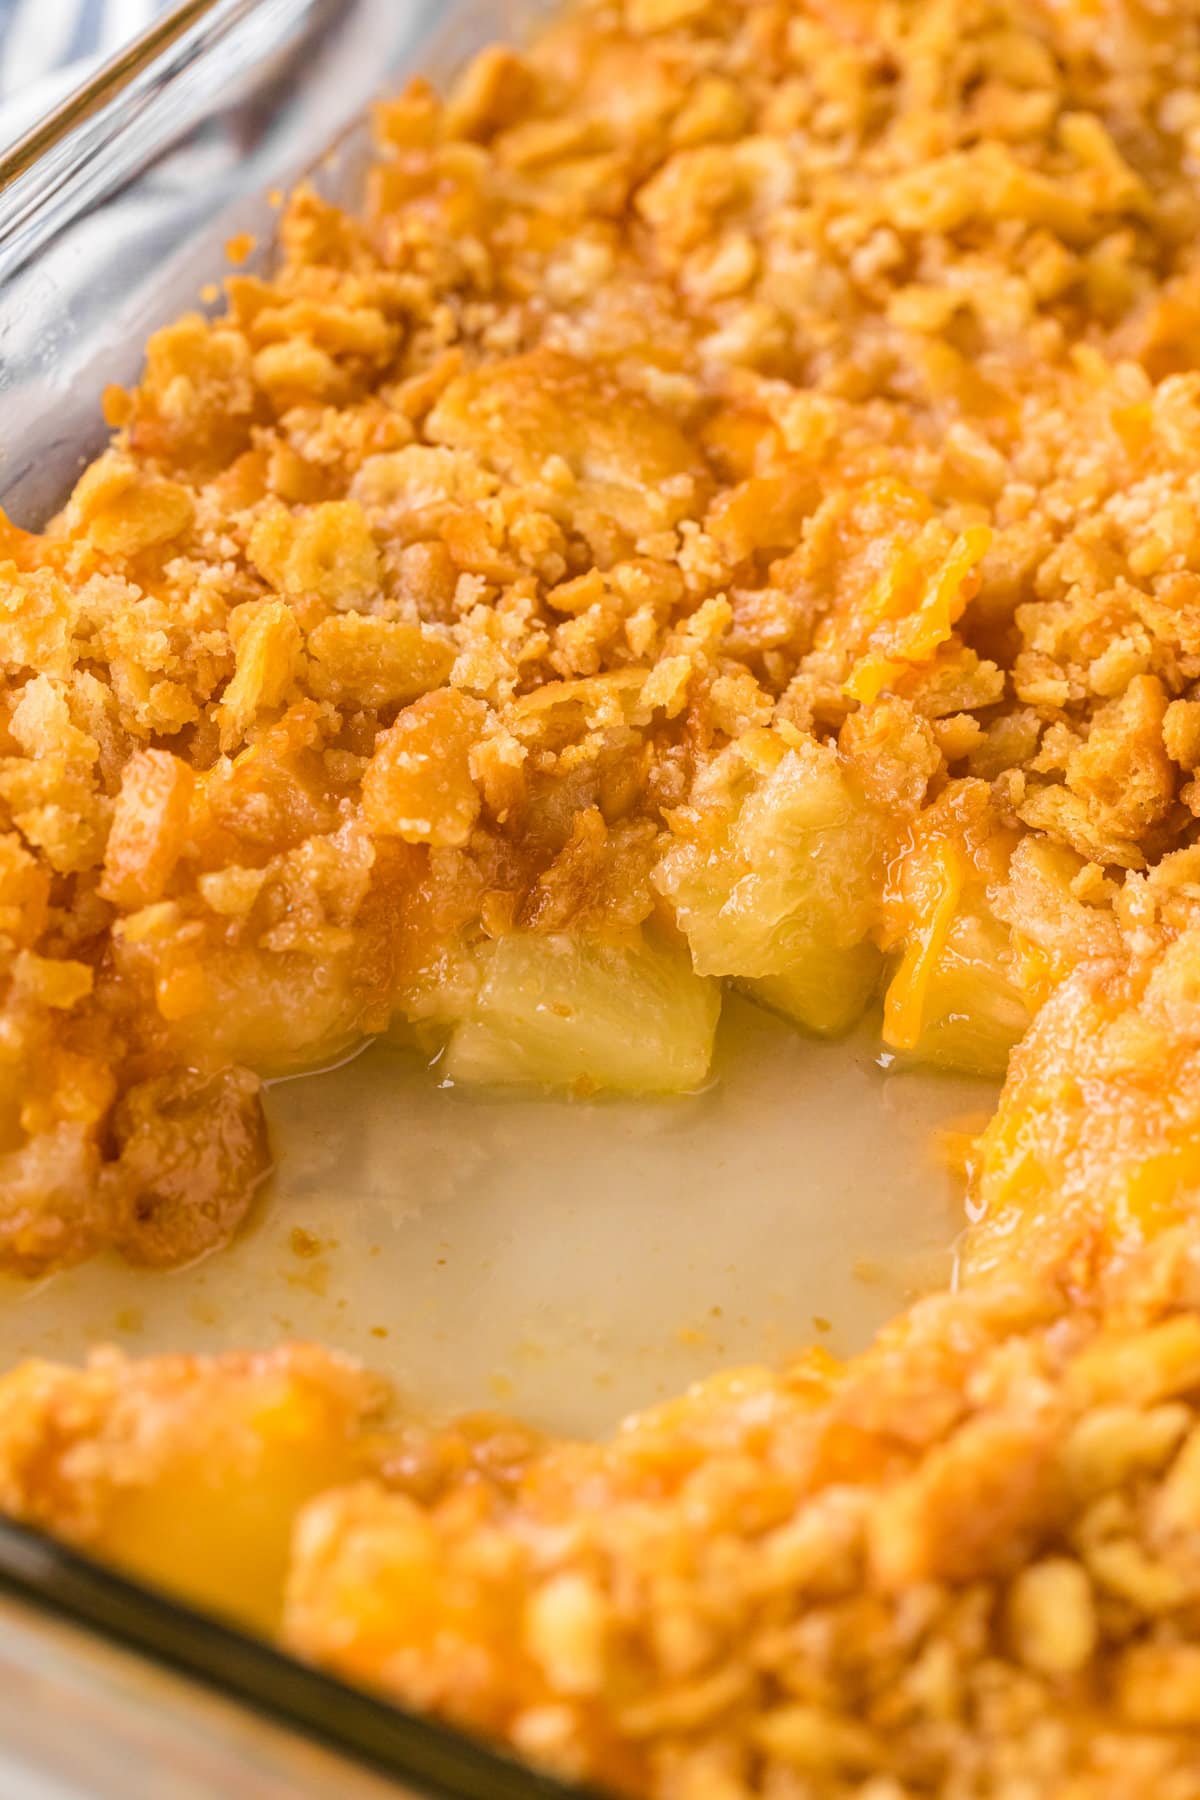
<box><xmin>0</xmin><ymin>997</ymin><xmax>997</xmax><ymax>1437</ymax></box>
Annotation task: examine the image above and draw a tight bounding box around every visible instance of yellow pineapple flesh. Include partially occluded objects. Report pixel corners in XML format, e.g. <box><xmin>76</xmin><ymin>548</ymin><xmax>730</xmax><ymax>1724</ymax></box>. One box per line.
<box><xmin>655</xmin><ymin>736</ymin><xmax>884</xmax><ymax>1037</ymax></box>
<box><xmin>883</xmin><ymin>842</ymin><xmax>1030</xmax><ymax>1079</ymax></box>
<box><xmin>439</xmin><ymin>929</ymin><xmax>721</xmax><ymax>1094</ymax></box>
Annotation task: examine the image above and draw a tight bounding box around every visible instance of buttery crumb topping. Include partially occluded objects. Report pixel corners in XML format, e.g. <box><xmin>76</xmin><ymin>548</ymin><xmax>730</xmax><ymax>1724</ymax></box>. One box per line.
<box><xmin>3</xmin><ymin>0</ymin><xmax>1200</xmax><ymax>1790</ymax></box>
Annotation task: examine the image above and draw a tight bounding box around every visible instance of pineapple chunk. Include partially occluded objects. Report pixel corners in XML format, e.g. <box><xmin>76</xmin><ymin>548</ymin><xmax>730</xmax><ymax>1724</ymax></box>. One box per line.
<box><xmin>655</xmin><ymin>736</ymin><xmax>883</xmax><ymax>1037</ymax></box>
<box><xmin>743</xmin><ymin>939</ymin><xmax>882</xmax><ymax>1038</ymax></box>
<box><xmin>0</xmin><ymin>1348</ymin><xmax>386</xmax><ymax>1634</ymax></box>
<box><xmin>440</xmin><ymin>930</ymin><xmax>720</xmax><ymax>1094</ymax></box>
<box><xmin>883</xmin><ymin>845</ymin><xmax>1029</xmax><ymax>1078</ymax></box>
<box><xmin>904</xmin><ymin>903</ymin><xmax>1029</xmax><ymax>1077</ymax></box>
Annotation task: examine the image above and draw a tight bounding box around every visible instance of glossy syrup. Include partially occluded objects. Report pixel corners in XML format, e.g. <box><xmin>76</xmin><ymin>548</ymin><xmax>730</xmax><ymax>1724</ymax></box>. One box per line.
<box><xmin>0</xmin><ymin>998</ymin><xmax>997</xmax><ymax>1436</ymax></box>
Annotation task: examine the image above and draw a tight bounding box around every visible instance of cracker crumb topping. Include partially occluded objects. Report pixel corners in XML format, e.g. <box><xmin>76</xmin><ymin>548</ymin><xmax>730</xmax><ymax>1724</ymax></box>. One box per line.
<box><xmin>3</xmin><ymin>0</ymin><xmax>1200</xmax><ymax>1787</ymax></box>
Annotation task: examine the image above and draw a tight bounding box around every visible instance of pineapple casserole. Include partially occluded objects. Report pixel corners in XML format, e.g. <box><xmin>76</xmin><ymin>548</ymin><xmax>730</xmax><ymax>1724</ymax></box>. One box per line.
<box><xmin>5</xmin><ymin>0</ymin><xmax>1200</xmax><ymax>1789</ymax></box>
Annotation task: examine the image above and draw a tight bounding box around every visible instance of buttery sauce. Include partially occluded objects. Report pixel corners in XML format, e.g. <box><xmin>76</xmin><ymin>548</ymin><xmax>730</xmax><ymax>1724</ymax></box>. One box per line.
<box><xmin>0</xmin><ymin>997</ymin><xmax>997</xmax><ymax>1436</ymax></box>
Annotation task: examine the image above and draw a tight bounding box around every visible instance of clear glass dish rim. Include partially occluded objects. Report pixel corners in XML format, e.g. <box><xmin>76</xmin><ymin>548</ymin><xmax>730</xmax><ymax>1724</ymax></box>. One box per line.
<box><xmin>0</xmin><ymin>5</ymin><xmax>597</xmax><ymax>1795</ymax></box>
<box><xmin>0</xmin><ymin>0</ymin><xmax>229</xmax><ymax>197</ymax></box>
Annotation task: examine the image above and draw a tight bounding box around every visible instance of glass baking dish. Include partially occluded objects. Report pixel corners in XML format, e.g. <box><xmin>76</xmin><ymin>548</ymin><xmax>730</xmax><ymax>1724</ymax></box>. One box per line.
<box><xmin>0</xmin><ymin>0</ymin><xmax>999</xmax><ymax>1789</ymax></box>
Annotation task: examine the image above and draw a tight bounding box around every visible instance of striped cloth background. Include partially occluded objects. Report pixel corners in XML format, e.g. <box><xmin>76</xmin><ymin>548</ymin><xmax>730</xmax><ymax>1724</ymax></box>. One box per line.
<box><xmin>0</xmin><ymin>0</ymin><xmax>171</xmax><ymax>146</ymax></box>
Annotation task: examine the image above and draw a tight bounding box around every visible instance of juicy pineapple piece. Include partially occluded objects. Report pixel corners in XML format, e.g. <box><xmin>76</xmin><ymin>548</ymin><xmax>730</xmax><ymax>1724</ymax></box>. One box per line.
<box><xmin>901</xmin><ymin>903</ymin><xmax>1030</xmax><ymax>1077</ymax></box>
<box><xmin>0</xmin><ymin>1348</ymin><xmax>386</xmax><ymax>1633</ymax></box>
<box><xmin>743</xmin><ymin>940</ymin><xmax>882</xmax><ymax>1038</ymax></box>
<box><xmin>440</xmin><ymin>930</ymin><xmax>720</xmax><ymax>1094</ymax></box>
<box><xmin>883</xmin><ymin>843</ymin><xmax>1029</xmax><ymax>1078</ymax></box>
<box><xmin>655</xmin><ymin>736</ymin><xmax>883</xmax><ymax>1037</ymax></box>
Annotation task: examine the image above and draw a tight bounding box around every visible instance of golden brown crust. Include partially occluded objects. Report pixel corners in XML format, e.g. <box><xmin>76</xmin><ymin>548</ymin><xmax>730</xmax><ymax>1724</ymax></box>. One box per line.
<box><xmin>5</xmin><ymin>0</ymin><xmax>1200</xmax><ymax>1789</ymax></box>
<box><xmin>280</xmin><ymin>1237</ymin><xmax>1200</xmax><ymax>1796</ymax></box>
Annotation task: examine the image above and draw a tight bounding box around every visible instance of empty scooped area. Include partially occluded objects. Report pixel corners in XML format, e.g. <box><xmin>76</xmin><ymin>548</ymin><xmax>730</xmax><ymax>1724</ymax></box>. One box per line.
<box><xmin>0</xmin><ymin>997</ymin><xmax>996</xmax><ymax>1437</ymax></box>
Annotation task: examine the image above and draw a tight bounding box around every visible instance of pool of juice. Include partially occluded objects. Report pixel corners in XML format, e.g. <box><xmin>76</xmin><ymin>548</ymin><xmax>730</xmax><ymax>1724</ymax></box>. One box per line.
<box><xmin>0</xmin><ymin>997</ymin><xmax>996</xmax><ymax>1437</ymax></box>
